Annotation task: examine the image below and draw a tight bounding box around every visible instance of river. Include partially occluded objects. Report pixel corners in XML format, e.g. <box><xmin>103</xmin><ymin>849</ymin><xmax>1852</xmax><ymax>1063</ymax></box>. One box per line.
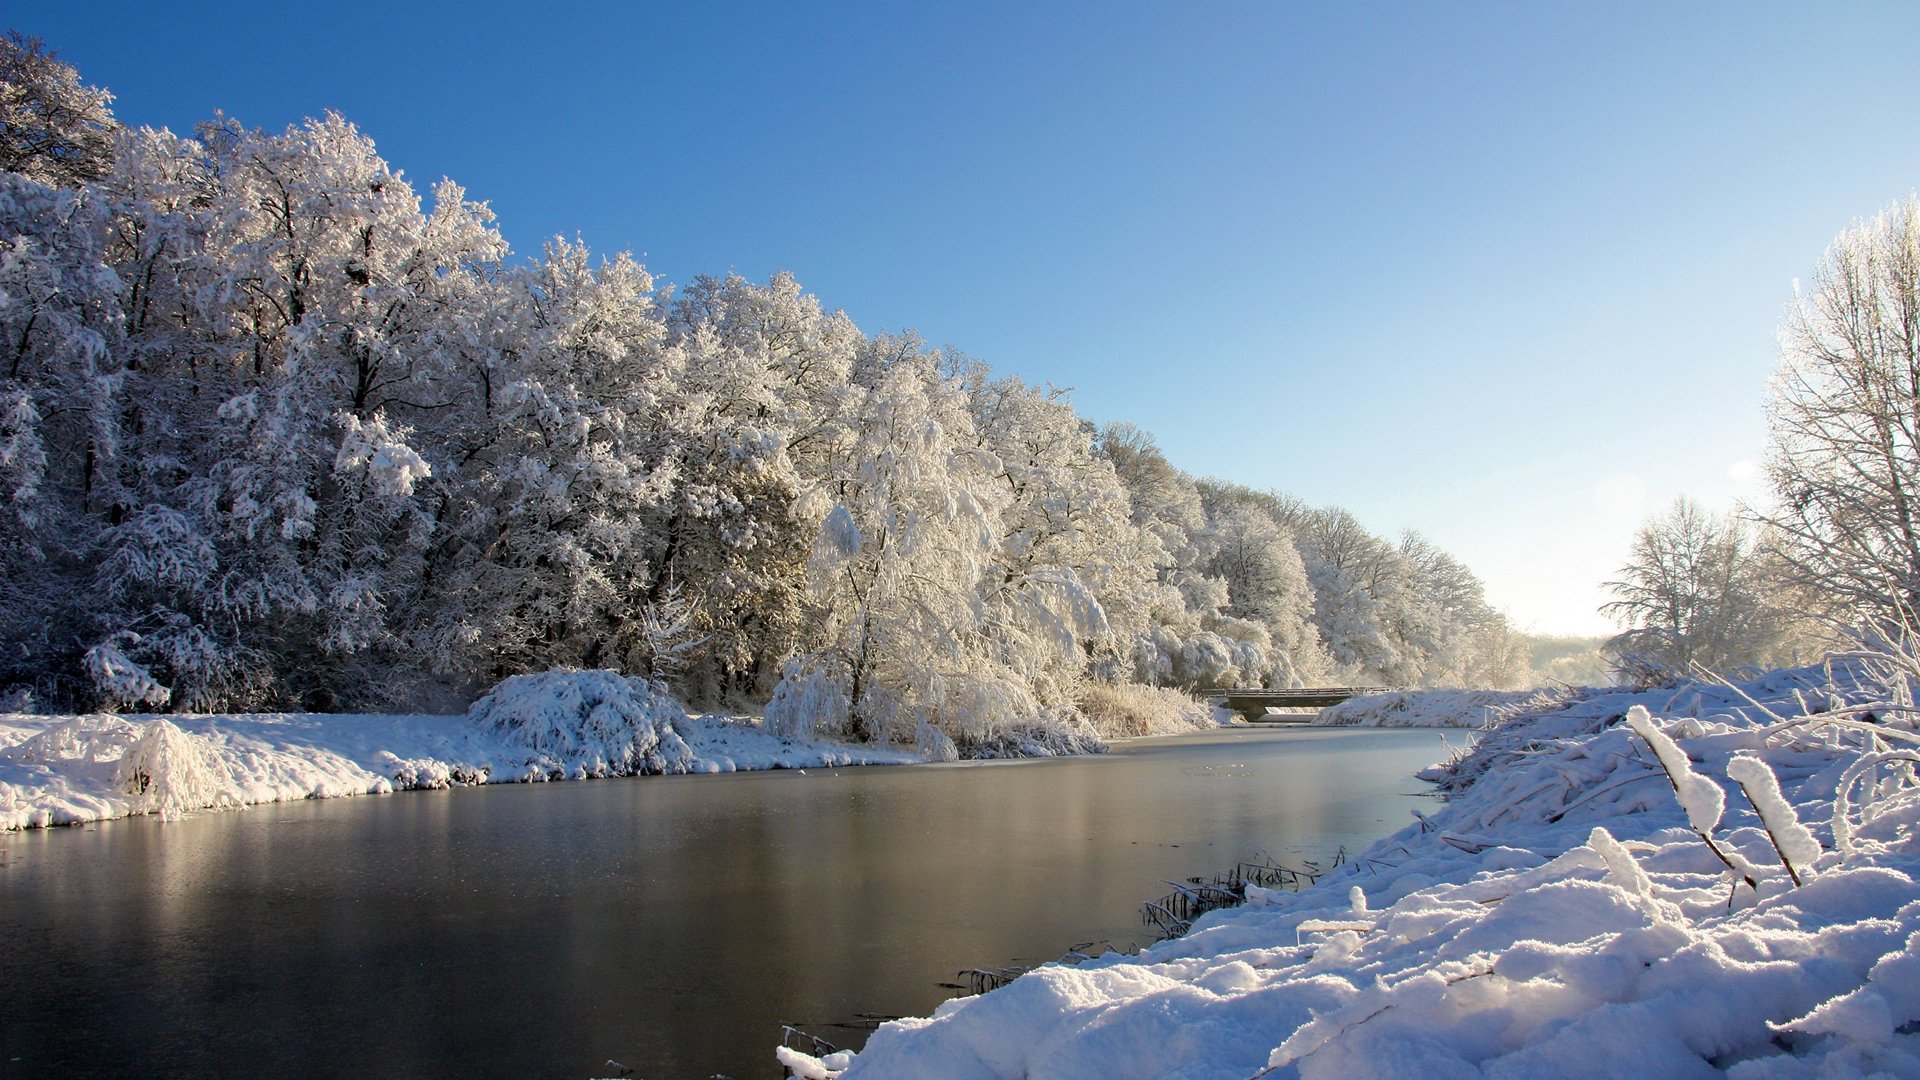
<box><xmin>0</xmin><ymin>726</ymin><xmax>1449</xmax><ymax>1079</ymax></box>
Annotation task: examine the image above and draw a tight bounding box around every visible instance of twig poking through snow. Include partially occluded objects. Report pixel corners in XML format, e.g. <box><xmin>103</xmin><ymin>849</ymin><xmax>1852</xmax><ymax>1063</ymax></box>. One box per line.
<box><xmin>1727</xmin><ymin>752</ymin><xmax>1820</xmax><ymax>886</ymax></box>
<box><xmin>1625</xmin><ymin>705</ymin><xmax>1760</xmax><ymax>891</ymax></box>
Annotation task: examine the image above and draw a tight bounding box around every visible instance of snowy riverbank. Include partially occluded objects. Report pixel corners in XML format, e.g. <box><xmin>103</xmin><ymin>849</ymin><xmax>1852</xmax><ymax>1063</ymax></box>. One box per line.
<box><xmin>0</xmin><ymin>670</ymin><xmax>921</xmax><ymax>830</ymax></box>
<box><xmin>786</xmin><ymin>655</ymin><xmax>1920</xmax><ymax>1078</ymax></box>
<box><xmin>1314</xmin><ymin>686</ymin><xmax>1581</xmax><ymax>729</ymax></box>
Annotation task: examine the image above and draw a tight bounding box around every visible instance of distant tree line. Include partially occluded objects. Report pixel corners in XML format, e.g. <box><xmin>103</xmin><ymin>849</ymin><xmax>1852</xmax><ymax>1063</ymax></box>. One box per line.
<box><xmin>1605</xmin><ymin>194</ymin><xmax>1920</xmax><ymax>679</ymax></box>
<box><xmin>0</xmin><ymin>34</ymin><xmax>1529</xmax><ymax>745</ymax></box>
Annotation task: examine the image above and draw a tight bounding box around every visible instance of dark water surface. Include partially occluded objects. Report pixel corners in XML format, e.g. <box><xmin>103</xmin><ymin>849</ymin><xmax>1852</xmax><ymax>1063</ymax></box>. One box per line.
<box><xmin>0</xmin><ymin>727</ymin><xmax>1447</xmax><ymax>1079</ymax></box>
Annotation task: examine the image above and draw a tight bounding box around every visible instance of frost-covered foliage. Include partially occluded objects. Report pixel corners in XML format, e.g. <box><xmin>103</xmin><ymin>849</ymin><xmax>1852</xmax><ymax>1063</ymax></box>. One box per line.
<box><xmin>0</xmin><ymin>33</ymin><xmax>118</xmax><ymax>187</ymax></box>
<box><xmin>464</xmin><ymin>669</ymin><xmax>697</xmax><ymax>779</ymax></box>
<box><xmin>798</xmin><ymin>651</ymin><xmax>1920</xmax><ymax>1078</ymax></box>
<box><xmin>1604</xmin><ymin>496</ymin><xmax>1830</xmax><ymax>681</ymax></box>
<box><xmin>1076</xmin><ymin>682</ymin><xmax>1219</xmax><ymax>738</ymax></box>
<box><xmin>113</xmin><ymin>717</ymin><xmax>241</xmax><ymax>819</ymax></box>
<box><xmin>764</xmin><ymin>656</ymin><xmax>851</xmax><ymax>741</ymax></box>
<box><xmin>1764</xmin><ymin>195</ymin><xmax>1920</xmax><ymax>626</ymax></box>
<box><xmin>0</xmin><ymin>45</ymin><xmax>1527</xmax><ymax>753</ymax></box>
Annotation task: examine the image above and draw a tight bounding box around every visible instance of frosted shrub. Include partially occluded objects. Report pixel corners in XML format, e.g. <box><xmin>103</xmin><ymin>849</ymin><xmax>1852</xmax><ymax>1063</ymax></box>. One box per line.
<box><xmin>114</xmin><ymin>719</ymin><xmax>240</xmax><ymax>819</ymax></box>
<box><xmin>913</xmin><ymin>717</ymin><xmax>959</xmax><ymax>763</ymax></box>
<box><xmin>956</xmin><ymin>707</ymin><xmax>1107</xmax><ymax>759</ymax></box>
<box><xmin>1077</xmin><ymin>682</ymin><xmax>1213</xmax><ymax>738</ymax></box>
<box><xmin>1177</xmin><ymin>631</ymin><xmax>1243</xmax><ymax>688</ymax></box>
<box><xmin>467</xmin><ymin>669</ymin><xmax>697</xmax><ymax>778</ymax></box>
<box><xmin>765</xmin><ymin>656</ymin><xmax>851</xmax><ymax>741</ymax></box>
<box><xmin>2</xmin><ymin>713</ymin><xmax>137</xmax><ymax>765</ymax></box>
<box><xmin>82</xmin><ymin>634</ymin><xmax>170</xmax><ymax>709</ymax></box>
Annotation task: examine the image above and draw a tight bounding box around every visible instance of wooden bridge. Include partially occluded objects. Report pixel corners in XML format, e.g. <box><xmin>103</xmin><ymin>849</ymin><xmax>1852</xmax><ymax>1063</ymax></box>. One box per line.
<box><xmin>1198</xmin><ymin>687</ymin><xmax>1393</xmax><ymax>724</ymax></box>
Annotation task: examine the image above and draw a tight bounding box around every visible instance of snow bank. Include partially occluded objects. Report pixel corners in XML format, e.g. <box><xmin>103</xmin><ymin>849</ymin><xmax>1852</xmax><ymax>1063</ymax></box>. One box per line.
<box><xmin>1315</xmin><ymin>686</ymin><xmax>1582</xmax><ymax>729</ymax></box>
<box><xmin>791</xmin><ymin>654</ymin><xmax>1920</xmax><ymax>1078</ymax></box>
<box><xmin>0</xmin><ymin>670</ymin><xmax>920</xmax><ymax>830</ymax></box>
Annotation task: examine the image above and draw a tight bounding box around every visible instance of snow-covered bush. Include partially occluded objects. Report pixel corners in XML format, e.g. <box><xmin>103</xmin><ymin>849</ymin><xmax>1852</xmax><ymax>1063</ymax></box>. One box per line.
<box><xmin>764</xmin><ymin>655</ymin><xmax>852</xmax><ymax>742</ymax></box>
<box><xmin>954</xmin><ymin>708</ymin><xmax>1107</xmax><ymax>759</ymax></box>
<box><xmin>114</xmin><ymin>718</ymin><xmax>241</xmax><ymax>819</ymax></box>
<box><xmin>466</xmin><ymin>669</ymin><xmax>697</xmax><ymax>779</ymax></box>
<box><xmin>82</xmin><ymin>635</ymin><xmax>170</xmax><ymax>709</ymax></box>
<box><xmin>1077</xmin><ymin>682</ymin><xmax>1215</xmax><ymax>738</ymax></box>
<box><xmin>2</xmin><ymin>713</ymin><xmax>137</xmax><ymax>765</ymax></box>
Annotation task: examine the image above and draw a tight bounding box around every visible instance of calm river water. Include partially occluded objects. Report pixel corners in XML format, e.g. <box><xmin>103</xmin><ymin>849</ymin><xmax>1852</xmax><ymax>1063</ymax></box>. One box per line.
<box><xmin>0</xmin><ymin>726</ymin><xmax>1447</xmax><ymax>1079</ymax></box>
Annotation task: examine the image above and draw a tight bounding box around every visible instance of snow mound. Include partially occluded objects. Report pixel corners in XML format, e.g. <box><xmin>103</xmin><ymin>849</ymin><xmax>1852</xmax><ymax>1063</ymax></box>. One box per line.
<box><xmin>113</xmin><ymin>718</ymin><xmax>244</xmax><ymax>819</ymax></box>
<box><xmin>794</xmin><ymin>653</ymin><xmax>1920</xmax><ymax>1078</ymax></box>
<box><xmin>466</xmin><ymin>669</ymin><xmax>699</xmax><ymax>779</ymax></box>
<box><xmin>4</xmin><ymin>713</ymin><xmax>138</xmax><ymax>765</ymax></box>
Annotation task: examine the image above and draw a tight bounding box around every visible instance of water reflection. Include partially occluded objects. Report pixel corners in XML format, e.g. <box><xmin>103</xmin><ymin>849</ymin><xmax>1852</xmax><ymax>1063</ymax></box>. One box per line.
<box><xmin>0</xmin><ymin>727</ymin><xmax>1445</xmax><ymax>1079</ymax></box>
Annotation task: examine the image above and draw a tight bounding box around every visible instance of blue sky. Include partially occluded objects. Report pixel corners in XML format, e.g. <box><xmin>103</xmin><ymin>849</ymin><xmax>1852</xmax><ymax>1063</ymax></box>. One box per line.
<box><xmin>18</xmin><ymin>2</ymin><xmax>1920</xmax><ymax>634</ymax></box>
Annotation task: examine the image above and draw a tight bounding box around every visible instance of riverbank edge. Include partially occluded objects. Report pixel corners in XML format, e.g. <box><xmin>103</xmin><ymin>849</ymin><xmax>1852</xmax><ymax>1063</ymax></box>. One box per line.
<box><xmin>0</xmin><ymin>709</ymin><xmax>929</xmax><ymax>831</ymax></box>
<box><xmin>798</xmin><ymin>656</ymin><xmax>1920</xmax><ymax>1078</ymax></box>
<box><xmin>0</xmin><ymin>698</ymin><xmax>1239</xmax><ymax>832</ymax></box>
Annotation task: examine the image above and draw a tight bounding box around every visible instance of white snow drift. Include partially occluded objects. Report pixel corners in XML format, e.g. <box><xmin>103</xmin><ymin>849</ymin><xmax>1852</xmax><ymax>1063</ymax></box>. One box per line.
<box><xmin>1314</xmin><ymin>686</ymin><xmax>1578</xmax><ymax>729</ymax></box>
<box><xmin>0</xmin><ymin>670</ymin><xmax>918</xmax><ymax>830</ymax></box>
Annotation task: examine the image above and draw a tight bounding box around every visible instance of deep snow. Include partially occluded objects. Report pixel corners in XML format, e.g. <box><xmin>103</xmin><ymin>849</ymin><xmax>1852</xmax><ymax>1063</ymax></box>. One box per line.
<box><xmin>785</xmin><ymin>654</ymin><xmax>1920</xmax><ymax>1078</ymax></box>
<box><xmin>0</xmin><ymin>670</ymin><xmax>919</xmax><ymax>830</ymax></box>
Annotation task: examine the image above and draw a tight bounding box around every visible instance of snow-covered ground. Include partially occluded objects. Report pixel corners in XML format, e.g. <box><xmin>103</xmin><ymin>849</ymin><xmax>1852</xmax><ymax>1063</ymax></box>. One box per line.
<box><xmin>1315</xmin><ymin>686</ymin><xmax>1582</xmax><ymax>729</ymax></box>
<box><xmin>0</xmin><ymin>670</ymin><xmax>919</xmax><ymax>830</ymax></box>
<box><xmin>785</xmin><ymin>655</ymin><xmax>1920</xmax><ymax>1078</ymax></box>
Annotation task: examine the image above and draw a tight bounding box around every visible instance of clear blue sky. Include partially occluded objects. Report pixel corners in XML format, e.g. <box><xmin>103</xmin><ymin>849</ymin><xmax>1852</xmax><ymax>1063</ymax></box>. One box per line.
<box><xmin>18</xmin><ymin>2</ymin><xmax>1920</xmax><ymax>635</ymax></box>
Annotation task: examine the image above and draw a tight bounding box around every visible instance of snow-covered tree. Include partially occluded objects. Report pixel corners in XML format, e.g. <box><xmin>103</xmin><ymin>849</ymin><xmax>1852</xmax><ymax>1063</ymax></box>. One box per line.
<box><xmin>1604</xmin><ymin>497</ymin><xmax>1823</xmax><ymax>680</ymax></box>
<box><xmin>784</xmin><ymin>355</ymin><xmax>1105</xmax><ymax>752</ymax></box>
<box><xmin>0</xmin><ymin>32</ymin><xmax>118</xmax><ymax>187</ymax></box>
<box><xmin>1199</xmin><ymin>504</ymin><xmax>1325</xmax><ymax>685</ymax></box>
<box><xmin>957</xmin><ymin>369</ymin><xmax>1146</xmax><ymax>687</ymax></box>
<box><xmin>651</xmin><ymin>271</ymin><xmax>859</xmax><ymax>703</ymax></box>
<box><xmin>0</xmin><ymin>168</ymin><xmax>125</xmax><ymax>703</ymax></box>
<box><xmin>429</xmin><ymin>240</ymin><xmax>676</xmax><ymax>683</ymax></box>
<box><xmin>1763</xmin><ymin>195</ymin><xmax>1920</xmax><ymax>625</ymax></box>
<box><xmin>0</xmin><ymin>40</ymin><xmax>1531</xmax><ymax>723</ymax></box>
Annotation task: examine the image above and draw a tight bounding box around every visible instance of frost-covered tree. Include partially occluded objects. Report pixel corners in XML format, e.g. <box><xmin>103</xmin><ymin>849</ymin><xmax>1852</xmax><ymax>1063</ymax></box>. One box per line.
<box><xmin>188</xmin><ymin>115</ymin><xmax>505</xmax><ymax>704</ymax></box>
<box><xmin>957</xmin><ymin>369</ymin><xmax>1146</xmax><ymax>686</ymax></box>
<box><xmin>651</xmin><ymin>271</ymin><xmax>859</xmax><ymax>703</ymax></box>
<box><xmin>1394</xmin><ymin>532</ymin><xmax>1529</xmax><ymax>688</ymax></box>
<box><xmin>0</xmin><ymin>32</ymin><xmax>117</xmax><ymax>187</ymax></box>
<box><xmin>1292</xmin><ymin>506</ymin><xmax>1409</xmax><ymax>681</ymax></box>
<box><xmin>0</xmin><ymin>168</ymin><xmax>125</xmax><ymax>703</ymax></box>
<box><xmin>1763</xmin><ymin>195</ymin><xmax>1920</xmax><ymax>625</ymax></box>
<box><xmin>1604</xmin><ymin>497</ymin><xmax>1821</xmax><ymax>679</ymax></box>
<box><xmin>1100</xmin><ymin>421</ymin><xmax>1205</xmax><ymax>555</ymax></box>
<box><xmin>0</xmin><ymin>39</ymin><xmax>1530</xmax><ymax>723</ymax></box>
<box><xmin>428</xmin><ymin>240</ymin><xmax>676</xmax><ymax>683</ymax></box>
<box><xmin>783</xmin><ymin>356</ymin><xmax>1103</xmax><ymax>752</ymax></box>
